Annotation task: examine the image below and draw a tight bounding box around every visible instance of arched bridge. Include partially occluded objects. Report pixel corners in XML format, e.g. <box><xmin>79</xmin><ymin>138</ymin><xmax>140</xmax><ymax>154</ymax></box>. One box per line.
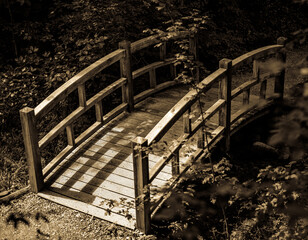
<box><xmin>20</xmin><ymin>32</ymin><xmax>286</xmax><ymax>234</ymax></box>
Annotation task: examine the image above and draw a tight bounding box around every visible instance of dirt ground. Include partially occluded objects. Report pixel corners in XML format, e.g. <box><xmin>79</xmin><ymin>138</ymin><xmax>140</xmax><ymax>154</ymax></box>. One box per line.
<box><xmin>0</xmin><ymin>44</ymin><xmax>307</xmax><ymax>240</ymax></box>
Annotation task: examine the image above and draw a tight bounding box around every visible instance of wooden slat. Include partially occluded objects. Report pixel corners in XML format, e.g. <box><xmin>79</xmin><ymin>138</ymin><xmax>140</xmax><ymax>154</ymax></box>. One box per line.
<box><xmin>78</xmin><ymin>83</ymin><xmax>87</xmax><ymax>107</ymax></box>
<box><xmin>43</xmin><ymin>121</ymin><xmax>103</xmax><ymax>178</ymax></box>
<box><xmin>132</xmin><ymin>58</ymin><xmax>175</xmax><ymax>79</ymax></box>
<box><xmin>95</xmin><ymin>101</ymin><xmax>103</xmax><ymax>122</ymax></box>
<box><xmin>149</xmin><ymin>68</ymin><xmax>156</xmax><ymax>89</ymax></box>
<box><xmin>231</xmin><ymin>79</ymin><xmax>258</xmax><ymax>100</ymax></box>
<box><xmin>35</xmin><ymin>49</ymin><xmax>125</xmax><ymax>119</ymax></box>
<box><xmin>38</xmin><ymin>189</ymin><xmax>136</xmax><ymax>229</ymax></box>
<box><xmin>66</xmin><ymin>124</ymin><xmax>75</xmax><ymax>146</ymax></box>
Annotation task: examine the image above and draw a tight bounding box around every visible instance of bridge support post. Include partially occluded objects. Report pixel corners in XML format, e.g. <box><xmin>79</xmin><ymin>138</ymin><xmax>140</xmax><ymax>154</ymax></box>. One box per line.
<box><xmin>218</xmin><ymin>59</ymin><xmax>232</xmax><ymax>152</ymax></box>
<box><xmin>274</xmin><ymin>37</ymin><xmax>287</xmax><ymax>100</ymax></box>
<box><xmin>20</xmin><ymin>107</ymin><xmax>44</xmax><ymax>193</ymax></box>
<box><xmin>132</xmin><ymin>137</ymin><xmax>151</xmax><ymax>234</ymax></box>
<box><xmin>119</xmin><ymin>40</ymin><xmax>134</xmax><ymax>112</ymax></box>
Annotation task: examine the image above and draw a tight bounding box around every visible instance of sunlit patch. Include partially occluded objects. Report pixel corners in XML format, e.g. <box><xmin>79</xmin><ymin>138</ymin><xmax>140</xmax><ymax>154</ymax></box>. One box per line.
<box><xmin>111</xmin><ymin>126</ymin><xmax>125</xmax><ymax>132</ymax></box>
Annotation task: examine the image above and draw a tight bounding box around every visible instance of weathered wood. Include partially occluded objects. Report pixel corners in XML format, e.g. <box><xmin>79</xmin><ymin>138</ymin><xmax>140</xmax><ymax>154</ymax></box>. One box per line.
<box><xmin>134</xmin><ymin>81</ymin><xmax>178</xmax><ymax>104</ymax></box>
<box><xmin>119</xmin><ymin>41</ymin><xmax>134</xmax><ymax>111</ymax></box>
<box><xmin>146</xmin><ymin>68</ymin><xmax>225</xmax><ymax>145</ymax></box>
<box><xmin>20</xmin><ymin>107</ymin><xmax>44</xmax><ymax>193</ymax></box>
<box><xmin>232</xmin><ymin>45</ymin><xmax>282</xmax><ymax>69</ymax></box>
<box><xmin>172</xmin><ymin>150</ymin><xmax>180</xmax><ymax>176</ymax></box>
<box><xmin>38</xmin><ymin>189</ymin><xmax>136</xmax><ymax>229</ymax></box>
<box><xmin>132</xmin><ymin>58</ymin><xmax>175</xmax><ymax>79</ymax></box>
<box><xmin>132</xmin><ymin>137</ymin><xmax>151</xmax><ymax>234</ymax></box>
<box><xmin>197</xmin><ymin>128</ymin><xmax>205</xmax><ymax>149</ymax></box>
<box><xmin>39</xmin><ymin>78</ymin><xmax>126</xmax><ymax>150</ymax></box>
<box><xmin>189</xmin><ymin>33</ymin><xmax>200</xmax><ymax>83</ymax></box>
<box><xmin>243</xmin><ymin>89</ymin><xmax>250</xmax><ymax>105</ymax></box>
<box><xmin>218</xmin><ymin>59</ymin><xmax>232</xmax><ymax>152</ymax></box>
<box><xmin>274</xmin><ymin>37</ymin><xmax>287</xmax><ymax>100</ymax></box>
<box><xmin>95</xmin><ymin>101</ymin><xmax>103</xmax><ymax>122</ymax></box>
<box><xmin>231</xmin><ymin>79</ymin><xmax>258</xmax><ymax>100</ymax></box>
<box><xmin>260</xmin><ymin>80</ymin><xmax>267</xmax><ymax>100</ymax></box>
<box><xmin>35</xmin><ymin>49</ymin><xmax>125</xmax><ymax>119</ymax></box>
<box><xmin>78</xmin><ymin>83</ymin><xmax>87</xmax><ymax>107</ymax></box>
<box><xmin>160</xmin><ymin>42</ymin><xmax>167</xmax><ymax>60</ymax></box>
<box><xmin>66</xmin><ymin>124</ymin><xmax>75</xmax><ymax>146</ymax></box>
<box><xmin>130</xmin><ymin>31</ymin><xmax>189</xmax><ymax>53</ymax></box>
<box><xmin>183</xmin><ymin>107</ymin><xmax>192</xmax><ymax>134</ymax></box>
<box><xmin>149</xmin><ymin>68</ymin><xmax>157</xmax><ymax>89</ymax></box>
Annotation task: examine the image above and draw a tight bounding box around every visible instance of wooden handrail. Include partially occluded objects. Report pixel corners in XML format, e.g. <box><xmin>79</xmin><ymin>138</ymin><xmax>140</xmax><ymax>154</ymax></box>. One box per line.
<box><xmin>146</xmin><ymin>68</ymin><xmax>226</xmax><ymax>145</ymax></box>
<box><xmin>131</xmin><ymin>31</ymin><xmax>189</xmax><ymax>53</ymax></box>
<box><xmin>34</xmin><ymin>49</ymin><xmax>126</xmax><ymax>119</ymax></box>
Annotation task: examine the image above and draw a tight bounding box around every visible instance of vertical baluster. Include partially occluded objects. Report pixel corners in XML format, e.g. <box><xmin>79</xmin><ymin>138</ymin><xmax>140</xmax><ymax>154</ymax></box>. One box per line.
<box><xmin>20</xmin><ymin>107</ymin><xmax>44</xmax><ymax>193</ymax></box>
<box><xmin>95</xmin><ymin>101</ymin><xmax>103</xmax><ymax>122</ymax></box>
<box><xmin>132</xmin><ymin>137</ymin><xmax>150</xmax><ymax>234</ymax></box>
<box><xmin>189</xmin><ymin>33</ymin><xmax>200</xmax><ymax>83</ymax></box>
<box><xmin>218</xmin><ymin>58</ymin><xmax>232</xmax><ymax>152</ymax></box>
<box><xmin>172</xmin><ymin>150</ymin><xmax>180</xmax><ymax>176</ymax></box>
<box><xmin>160</xmin><ymin>42</ymin><xmax>167</xmax><ymax>61</ymax></box>
<box><xmin>274</xmin><ymin>37</ymin><xmax>287</xmax><ymax>100</ymax></box>
<box><xmin>243</xmin><ymin>89</ymin><xmax>250</xmax><ymax>105</ymax></box>
<box><xmin>66</xmin><ymin>124</ymin><xmax>75</xmax><ymax>146</ymax></box>
<box><xmin>119</xmin><ymin>40</ymin><xmax>134</xmax><ymax>112</ymax></box>
<box><xmin>197</xmin><ymin>128</ymin><xmax>205</xmax><ymax>149</ymax></box>
<box><xmin>149</xmin><ymin>68</ymin><xmax>156</xmax><ymax>89</ymax></box>
<box><xmin>78</xmin><ymin>83</ymin><xmax>86</xmax><ymax>107</ymax></box>
<box><xmin>183</xmin><ymin>106</ymin><xmax>192</xmax><ymax>134</ymax></box>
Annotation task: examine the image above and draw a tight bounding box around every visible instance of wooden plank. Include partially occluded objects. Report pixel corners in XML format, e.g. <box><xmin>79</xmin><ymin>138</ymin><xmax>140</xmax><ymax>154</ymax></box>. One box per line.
<box><xmin>19</xmin><ymin>107</ymin><xmax>44</xmax><ymax>192</ymax></box>
<box><xmin>35</xmin><ymin>49</ymin><xmax>125</xmax><ymax>119</ymax></box>
<box><xmin>37</xmin><ymin>189</ymin><xmax>136</xmax><ymax>229</ymax></box>
<box><xmin>243</xmin><ymin>89</ymin><xmax>250</xmax><ymax>105</ymax></box>
<box><xmin>49</xmin><ymin>183</ymin><xmax>135</xmax><ymax>216</ymax></box>
<box><xmin>66</xmin><ymin>124</ymin><xmax>75</xmax><ymax>146</ymax></box>
<box><xmin>43</xmin><ymin>122</ymin><xmax>103</xmax><ymax>178</ymax></box>
<box><xmin>95</xmin><ymin>101</ymin><xmax>103</xmax><ymax>122</ymax></box>
<box><xmin>149</xmin><ymin>68</ymin><xmax>157</xmax><ymax>89</ymax></box>
<box><xmin>78</xmin><ymin>83</ymin><xmax>87</xmax><ymax>107</ymax></box>
<box><xmin>47</xmin><ymin>164</ymin><xmax>135</xmax><ymax>198</ymax></box>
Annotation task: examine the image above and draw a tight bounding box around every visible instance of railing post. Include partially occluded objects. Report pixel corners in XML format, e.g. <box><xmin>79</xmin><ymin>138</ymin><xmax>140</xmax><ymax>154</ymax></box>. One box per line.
<box><xmin>189</xmin><ymin>33</ymin><xmax>200</xmax><ymax>83</ymax></box>
<box><xmin>172</xmin><ymin>150</ymin><xmax>180</xmax><ymax>176</ymax></box>
<box><xmin>119</xmin><ymin>40</ymin><xmax>134</xmax><ymax>112</ymax></box>
<box><xmin>183</xmin><ymin>106</ymin><xmax>192</xmax><ymax>134</ymax></box>
<box><xmin>132</xmin><ymin>137</ymin><xmax>151</xmax><ymax>234</ymax></box>
<box><xmin>218</xmin><ymin>59</ymin><xmax>232</xmax><ymax>152</ymax></box>
<box><xmin>274</xmin><ymin>37</ymin><xmax>287</xmax><ymax>100</ymax></box>
<box><xmin>20</xmin><ymin>107</ymin><xmax>44</xmax><ymax>193</ymax></box>
<box><xmin>197</xmin><ymin>128</ymin><xmax>205</xmax><ymax>149</ymax></box>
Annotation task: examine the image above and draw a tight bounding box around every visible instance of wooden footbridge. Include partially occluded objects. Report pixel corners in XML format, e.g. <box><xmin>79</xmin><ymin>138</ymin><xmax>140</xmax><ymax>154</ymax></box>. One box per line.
<box><xmin>20</xmin><ymin>32</ymin><xmax>286</xmax><ymax>233</ymax></box>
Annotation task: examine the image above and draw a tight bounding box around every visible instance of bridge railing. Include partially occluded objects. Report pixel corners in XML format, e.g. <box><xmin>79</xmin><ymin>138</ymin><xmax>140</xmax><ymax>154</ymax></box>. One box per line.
<box><xmin>19</xmin><ymin>31</ymin><xmax>193</xmax><ymax>193</ymax></box>
<box><xmin>132</xmin><ymin>37</ymin><xmax>286</xmax><ymax>233</ymax></box>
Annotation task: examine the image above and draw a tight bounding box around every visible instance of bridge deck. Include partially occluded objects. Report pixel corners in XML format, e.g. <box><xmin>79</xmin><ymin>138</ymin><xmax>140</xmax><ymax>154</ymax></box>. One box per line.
<box><xmin>37</xmin><ymin>84</ymin><xmax>258</xmax><ymax>229</ymax></box>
